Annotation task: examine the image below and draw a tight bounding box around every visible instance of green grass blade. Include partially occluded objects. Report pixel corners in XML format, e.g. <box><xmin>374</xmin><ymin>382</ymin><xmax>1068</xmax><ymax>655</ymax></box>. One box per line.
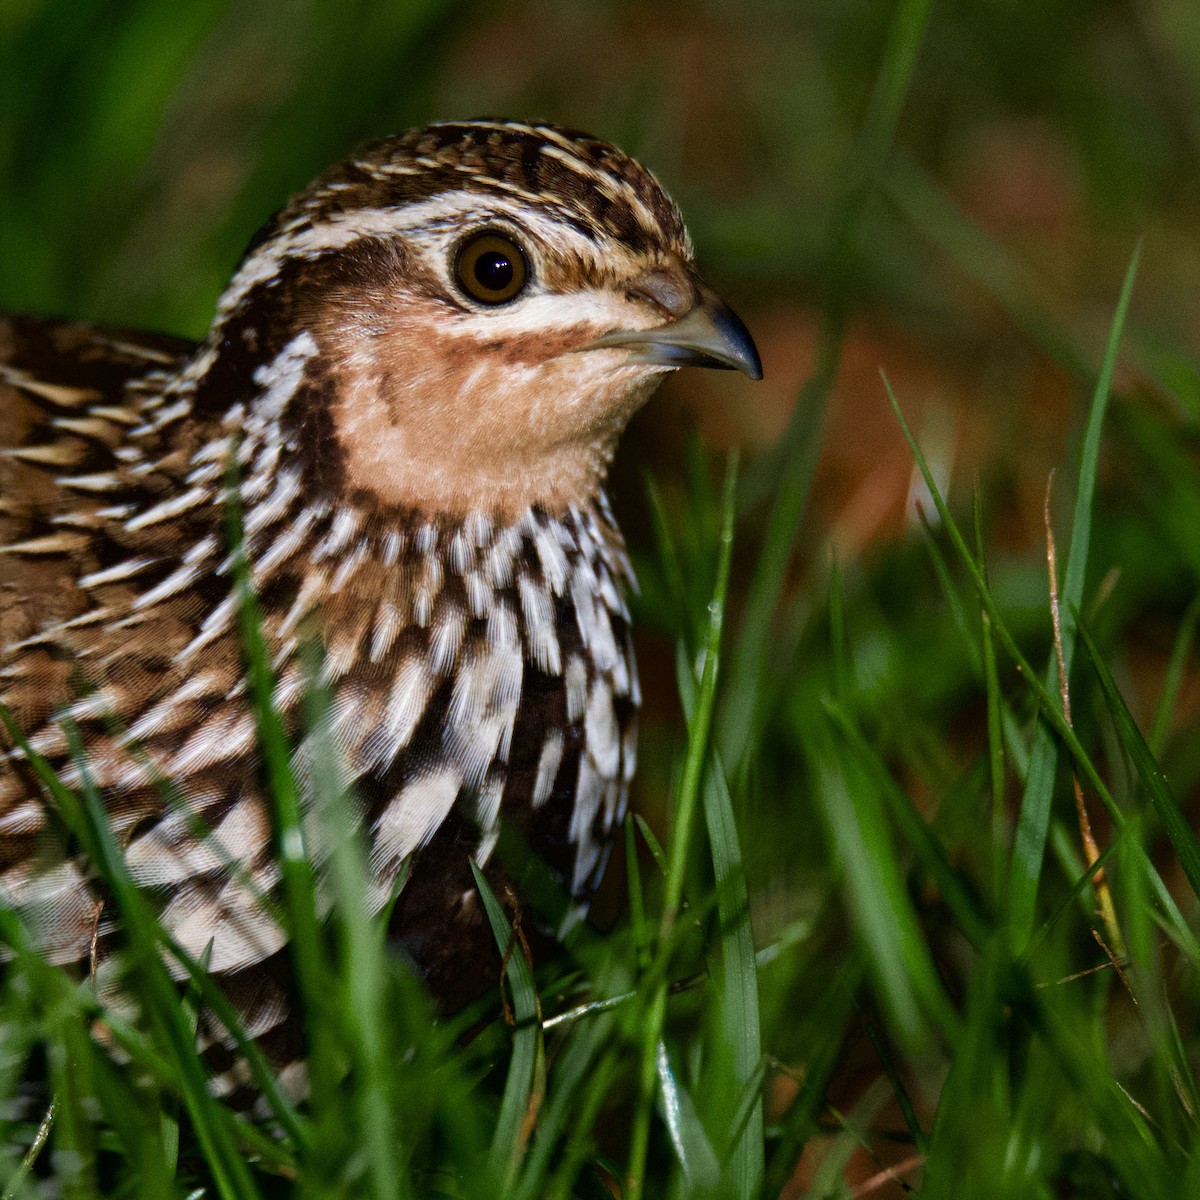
<box><xmin>624</xmin><ymin>815</ymin><xmax>650</xmax><ymax>972</ymax></box>
<box><xmin>1139</xmin><ymin>839</ymin><xmax>1200</xmax><ymax>967</ymax></box>
<box><xmin>304</xmin><ymin>678</ymin><xmax>406</xmax><ymax>1200</ymax></box>
<box><xmin>1149</xmin><ymin>593</ymin><xmax>1200</xmax><ymax>757</ymax></box>
<box><xmin>223</xmin><ymin>464</ymin><xmax>341</xmax><ymax>1117</ymax></box>
<box><xmin>1077</xmin><ymin>618</ymin><xmax>1200</xmax><ymax>902</ymax></box>
<box><xmin>224</xmin><ymin>493</ymin><xmax>320</xmax><ymax>906</ymax></box>
<box><xmin>656</xmin><ymin>1039</ymin><xmax>721</xmax><ymax>1192</ymax></box>
<box><xmin>857</xmin><ymin>1003</ymin><xmax>927</xmax><ymax>1153</ymax></box>
<box><xmin>917</xmin><ymin>510</ymin><xmax>983</xmax><ymax>678</ymax></box>
<box><xmin>157</xmin><ymin>934</ymin><xmax>303</xmax><ymax>1143</ymax></box>
<box><xmin>633</xmin><ymin>813</ymin><xmax>669</xmax><ymax>878</ymax></box>
<box><xmin>975</xmin><ymin>492</ymin><xmax>1009</xmax><ymax>906</ymax></box>
<box><xmin>628</xmin><ymin>453</ymin><xmax>738</xmax><ymax>1200</ymax></box>
<box><xmin>0</xmin><ymin>707</ymin><xmax>272</xmax><ymax>1195</ymax></box>
<box><xmin>1008</xmin><ymin>241</ymin><xmax>1141</xmax><ymax>948</ymax></box>
<box><xmin>701</xmin><ymin>761</ymin><xmax>764</xmax><ymax>1197</ymax></box>
<box><xmin>823</xmin><ymin>700</ymin><xmax>992</xmax><ymax>949</ymax></box>
<box><xmin>161</xmin><ymin>942</ymin><xmax>211</xmax><ymax>1179</ymax></box>
<box><xmin>1</xmin><ymin>1098</ymin><xmax>54</xmax><ymax>1200</ymax></box>
<box><xmin>471</xmin><ymin>862</ymin><xmax>543</xmax><ymax>1192</ymax></box>
<box><xmin>518</xmin><ymin>950</ymin><xmax>632</xmax><ymax>1190</ymax></box>
<box><xmin>542</xmin><ymin>1035</ymin><xmax>622</xmax><ymax>1200</ymax></box>
<box><xmin>811</xmin><ymin>720</ymin><xmax>958</xmax><ymax>1053</ymax></box>
<box><xmin>644</xmin><ymin>472</ymin><xmax>696</xmax><ymax>647</ymax></box>
<box><xmin>1112</xmin><ymin>815</ymin><xmax>1192</xmax><ymax>1146</ymax></box>
<box><xmin>721</xmin><ymin>373</ymin><xmax>826</xmax><ymax>769</ymax></box>
<box><xmin>1027</xmin><ymin>836</ymin><xmax>1120</xmax><ymax>957</ymax></box>
<box><xmin>519</xmin><ymin>1007</ymin><xmax>620</xmax><ymax>1200</ymax></box>
<box><xmin>627</xmin><ymin>986</ymin><xmax>668</xmax><ymax>1200</ymax></box>
<box><xmin>662</xmin><ymin>451</ymin><xmax>738</xmax><ymax>934</ymax></box>
<box><xmin>827</xmin><ymin>549</ymin><xmax>850</xmax><ymax>702</ymax></box>
<box><xmin>52</xmin><ymin>721</ymin><xmax>262</xmax><ymax>1200</ymax></box>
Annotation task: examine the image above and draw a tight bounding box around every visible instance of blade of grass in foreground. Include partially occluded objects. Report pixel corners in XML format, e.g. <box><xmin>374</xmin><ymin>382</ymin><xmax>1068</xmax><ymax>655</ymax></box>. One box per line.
<box><xmin>656</xmin><ymin>1039</ymin><xmax>720</xmax><ymax>1192</ymax></box>
<box><xmin>1149</xmin><ymin>593</ymin><xmax>1200</xmax><ymax>757</ymax></box>
<box><xmin>1</xmin><ymin>1099</ymin><xmax>55</xmax><ymax>1200</ymax></box>
<box><xmin>58</xmin><ymin>722</ymin><xmax>262</xmax><ymax>1200</ymax></box>
<box><xmin>701</xmin><ymin>764</ymin><xmax>764</xmax><ymax>1197</ymax></box>
<box><xmin>673</xmin><ymin>475</ymin><xmax>764</xmax><ymax>1198</ymax></box>
<box><xmin>975</xmin><ymin>493</ymin><xmax>1010</xmax><ymax>908</ymax></box>
<box><xmin>0</xmin><ymin>709</ymin><xmax>265</xmax><ymax>1197</ymax></box>
<box><xmin>1077</xmin><ymin>618</ymin><xmax>1200</xmax><ymax>902</ymax></box>
<box><xmin>661</xmin><ymin>452</ymin><xmax>737</xmax><ymax>941</ymax></box>
<box><xmin>811</xmin><ymin>718</ymin><xmax>958</xmax><ymax>1054</ymax></box>
<box><xmin>1007</xmin><ymin>243</ymin><xmax>1140</xmax><ymax>950</ymax></box>
<box><xmin>1112</xmin><ymin>813</ymin><xmax>1196</xmax><ymax>1148</ymax></box>
<box><xmin>518</xmin><ymin>985</ymin><xmax>622</xmax><ymax>1200</ymax></box>
<box><xmin>822</xmin><ymin>700</ymin><xmax>992</xmax><ymax>950</ymax></box>
<box><xmin>624</xmin><ymin>815</ymin><xmax>650</xmax><ymax>973</ymax></box>
<box><xmin>224</xmin><ymin>465</ymin><xmax>341</xmax><ymax>1117</ymax></box>
<box><xmin>305</xmin><ymin>678</ymin><xmax>406</xmax><ymax>1200</ymax></box>
<box><xmin>627</xmin><ymin>453</ymin><xmax>738</xmax><ymax>1200</ymax></box>
<box><xmin>471</xmin><ymin>862</ymin><xmax>543</xmax><ymax>1193</ymax></box>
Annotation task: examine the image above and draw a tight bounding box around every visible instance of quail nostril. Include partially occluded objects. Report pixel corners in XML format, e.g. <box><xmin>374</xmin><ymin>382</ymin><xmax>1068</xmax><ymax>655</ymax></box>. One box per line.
<box><xmin>625</xmin><ymin>267</ymin><xmax>694</xmax><ymax>318</ymax></box>
<box><xmin>585</xmin><ymin>280</ymin><xmax>762</xmax><ymax>379</ymax></box>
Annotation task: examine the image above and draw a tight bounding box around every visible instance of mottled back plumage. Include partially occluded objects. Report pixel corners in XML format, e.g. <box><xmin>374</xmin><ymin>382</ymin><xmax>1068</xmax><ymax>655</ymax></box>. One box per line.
<box><xmin>0</xmin><ymin>120</ymin><xmax>759</xmax><ymax>1102</ymax></box>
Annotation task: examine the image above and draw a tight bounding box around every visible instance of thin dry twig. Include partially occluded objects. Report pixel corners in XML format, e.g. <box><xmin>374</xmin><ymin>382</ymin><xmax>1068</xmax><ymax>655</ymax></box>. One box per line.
<box><xmin>1038</xmin><ymin>954</ymin><xmax>1127</xmax><ymax>988</ymax></box>
<box><xmin>850</xmin><ymin>1153</ymin><xmax>924</xmax><ymax>1197</ymax></box>
<box><xmin>499</xmin><ymin>882</ymin><xmax>542</xmax><ymax>1027</ymax></box>
<box><xmin>1044</xmin><ymin>474</ymin><xmax>1125</xmax><ymax>959</ymax></box>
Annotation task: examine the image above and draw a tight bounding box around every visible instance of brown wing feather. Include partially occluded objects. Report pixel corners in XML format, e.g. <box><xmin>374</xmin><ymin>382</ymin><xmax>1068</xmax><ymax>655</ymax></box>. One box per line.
<box><xmin>0</xmin><ymin>314</ymin><xmax>194</xmax><ymax>702</ymax></box>
<box><xmin>0</xmin><ymin>315</ymin><xmax>193</xmax><ymax>769</ymax></box>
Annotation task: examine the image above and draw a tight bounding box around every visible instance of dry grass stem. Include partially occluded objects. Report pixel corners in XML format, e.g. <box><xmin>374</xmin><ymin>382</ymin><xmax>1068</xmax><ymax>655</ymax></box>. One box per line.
<box><xmin>1043</xmin><ymin>474</ymin><xmax>1125</xmax><ymax>959</ymax></box>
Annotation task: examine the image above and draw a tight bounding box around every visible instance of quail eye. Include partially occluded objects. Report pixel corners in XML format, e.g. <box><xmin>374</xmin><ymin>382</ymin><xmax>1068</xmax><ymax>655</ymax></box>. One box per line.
<box><xmin>454</xmin><ymin>231</ymin><xmax>528</xmax><ymax>304</ymax></box>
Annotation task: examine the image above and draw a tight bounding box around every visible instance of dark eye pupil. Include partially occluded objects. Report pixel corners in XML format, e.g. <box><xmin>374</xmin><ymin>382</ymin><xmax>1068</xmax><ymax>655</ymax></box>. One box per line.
<box><xmin>474</xmin><ymin>250</ymin><xmax>513</xmax><ymax>292</ymax></box>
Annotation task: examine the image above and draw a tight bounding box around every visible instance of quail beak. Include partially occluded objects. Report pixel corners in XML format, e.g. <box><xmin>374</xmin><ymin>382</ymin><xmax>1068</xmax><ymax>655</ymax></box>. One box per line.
<box><xmin>585</xmin><ymin>283</ymin><xmax>763</xmax><ymax>380</ymax></box>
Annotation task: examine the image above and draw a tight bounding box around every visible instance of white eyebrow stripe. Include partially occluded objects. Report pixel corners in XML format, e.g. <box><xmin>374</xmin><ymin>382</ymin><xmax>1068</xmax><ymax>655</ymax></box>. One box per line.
<box><xmin>215</xmin><ymin>193</ymin><xmax>614</xmax><ymax>322</ymax></box>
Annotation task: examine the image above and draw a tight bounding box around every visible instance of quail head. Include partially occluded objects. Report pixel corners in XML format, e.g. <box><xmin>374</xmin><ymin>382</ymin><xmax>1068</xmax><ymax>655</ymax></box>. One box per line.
<box><xmin>0</xmin><ymin>119</ymin><xmax>761</xmax><ymax>1100</ymax></box>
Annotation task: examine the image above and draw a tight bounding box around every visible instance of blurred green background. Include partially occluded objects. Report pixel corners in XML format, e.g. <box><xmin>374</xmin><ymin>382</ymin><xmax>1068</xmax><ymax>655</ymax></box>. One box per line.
<box><xmin>7</xmin><ymin>1</ymin><xmax>1200</xmax><ymax>1196</ymax></box>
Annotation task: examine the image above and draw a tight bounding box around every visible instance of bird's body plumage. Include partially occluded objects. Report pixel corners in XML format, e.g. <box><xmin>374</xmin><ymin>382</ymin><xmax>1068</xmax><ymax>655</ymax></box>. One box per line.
<box><xmin>0</xmin><ymin>120</ymin><xmax>759</xmax><ymax>1100</ymax></box>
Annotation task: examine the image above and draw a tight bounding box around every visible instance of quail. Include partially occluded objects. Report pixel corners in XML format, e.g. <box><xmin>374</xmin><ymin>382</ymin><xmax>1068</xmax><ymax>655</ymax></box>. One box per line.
<box><xmin>0</xmin><ymin>119</ymin><xmax>761</xmax><ymax>1099</ymax></box>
